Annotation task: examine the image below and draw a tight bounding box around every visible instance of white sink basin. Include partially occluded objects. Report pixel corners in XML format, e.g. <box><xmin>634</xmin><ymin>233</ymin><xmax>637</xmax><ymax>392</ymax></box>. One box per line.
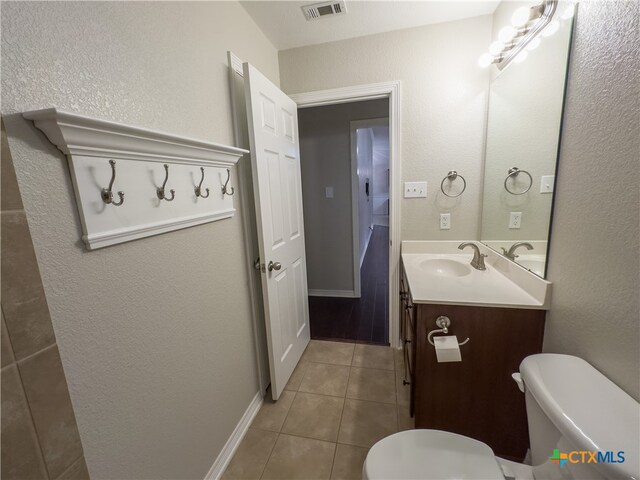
<box><xmin>419</xmin><ymin>258</ymin><xmax>471</xmax><ymax>277</ymax></box>
<box><xmin>401</xmin><ymin>241</ymin><xmax>552</xmax><ymax>309</ymax></box>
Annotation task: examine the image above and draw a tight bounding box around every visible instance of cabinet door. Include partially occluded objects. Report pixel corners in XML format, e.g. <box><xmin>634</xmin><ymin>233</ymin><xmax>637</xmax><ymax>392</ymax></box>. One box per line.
<box><xmin>414</xmin><ymin>304</ymin><xmax>545</xmax><ymax>460</ymax></box>
<box><xmin>403</xmin><ymin>296</ymin><xmax>416</xmax><ymax>416</ymax></box>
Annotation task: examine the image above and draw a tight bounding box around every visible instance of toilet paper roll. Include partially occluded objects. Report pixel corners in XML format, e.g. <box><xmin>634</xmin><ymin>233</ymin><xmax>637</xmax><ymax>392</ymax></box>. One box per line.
<box><xmin>434</xmin><ymin>335</ymin><xmax>462</xmax><ymax>363</ymax></box>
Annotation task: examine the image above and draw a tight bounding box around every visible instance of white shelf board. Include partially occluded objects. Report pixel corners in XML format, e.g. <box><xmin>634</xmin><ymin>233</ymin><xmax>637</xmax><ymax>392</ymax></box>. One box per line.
<box><xmin>23</xmin><ymin>108</ymin><xmax>249</xmax><ymax>249</ymax></box>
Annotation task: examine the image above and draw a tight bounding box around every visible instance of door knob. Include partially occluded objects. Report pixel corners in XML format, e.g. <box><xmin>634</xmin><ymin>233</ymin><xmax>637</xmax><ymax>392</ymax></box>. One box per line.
<box><xmin>268</xmin><ymin>261</ymin><xmax>282</xmax><ymax>272</ymax></box>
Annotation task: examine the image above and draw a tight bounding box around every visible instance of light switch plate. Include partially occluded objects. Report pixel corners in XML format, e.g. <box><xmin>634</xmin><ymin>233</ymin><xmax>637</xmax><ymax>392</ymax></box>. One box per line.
<box><xmin>404</xmin><ymin>181</ymin><xmax>427</xmax><ymax>198</ymax></box>
<box><xmin>540</xmin><ymin>175</ymin><xmax>555</xmax><ymax>193</ymax></box>
<box><xmin>509</xmin><ymin>211</ymin><xmax>522</xmax><ymax>229</ymax></box>
<box><xmin>325</xmin><ymin>186</ymin><xmax>334</xmax><ymax>198</ymax></box>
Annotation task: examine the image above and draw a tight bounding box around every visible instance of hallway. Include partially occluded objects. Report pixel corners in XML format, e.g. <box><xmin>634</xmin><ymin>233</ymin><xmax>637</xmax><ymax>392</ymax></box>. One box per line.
<box><xmin>308</xmin><ymin>226</ymin><xmax>389</xmax><ymax>345</ymax></box>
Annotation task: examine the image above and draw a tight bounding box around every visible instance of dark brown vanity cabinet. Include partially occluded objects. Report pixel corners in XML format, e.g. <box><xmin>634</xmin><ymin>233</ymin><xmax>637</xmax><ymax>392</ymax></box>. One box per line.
<box><xmin>399</xmin><ymin>266</ymin><xmax>546</xmax><ymax>460</ymax></box>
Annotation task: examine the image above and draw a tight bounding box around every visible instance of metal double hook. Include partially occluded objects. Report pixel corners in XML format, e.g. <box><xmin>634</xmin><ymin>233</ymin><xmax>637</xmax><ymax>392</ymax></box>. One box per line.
<box><xmin>221</xmin><ymin>169</ymin><xmax>235</xmax><ymax>196</ymax></box>
<box><xmin>195</xmin><ymin>167</ymin><xmax>210</xmax><ymax>198</ymax></box>
<box><xmin>157</xmin><ymin>164</ymin><xmax>175</xmax><ymax>201</ymax></box>
<box><xmin>101</xmin><ymin>160</ymin><xmax>125</xmax><ymax>206</ymax></box>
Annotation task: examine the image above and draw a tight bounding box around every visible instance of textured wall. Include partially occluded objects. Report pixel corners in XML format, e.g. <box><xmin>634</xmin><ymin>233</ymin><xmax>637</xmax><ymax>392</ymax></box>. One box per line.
<box><xmin>279</xmin><ymin>15</ymin><xmax>492</xmax><ymax>241</ymax></box>
<box><xmin>1</xmin><ymin>121</ymin><xmax>89</xmax><ymax>480</ymax></box>
<box><xmin>544</xmin><ymin>1</ymin><xmax>640</xmax><ymax>400</ymax></box>
<box><xmin>298</xmin><ymin>100</ymin><xmax>388</xmax><ymax>293</ymax></box>
<box><xmin>1</xmin><ymin>2</ymin><xmax>279</xmax><ymax>478</ymax></box>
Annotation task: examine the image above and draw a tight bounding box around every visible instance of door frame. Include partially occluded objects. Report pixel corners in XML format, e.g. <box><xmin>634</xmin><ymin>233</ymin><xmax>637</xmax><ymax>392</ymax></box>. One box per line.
<box><xmin>290</xmin><ymin>82</ymin><xmax>402</xmax><ymax>348</ymax></box>
<box><xmin>350</xmin><ymin>117</ymin><xmax>389</xmax><ymax>297</ymax></box>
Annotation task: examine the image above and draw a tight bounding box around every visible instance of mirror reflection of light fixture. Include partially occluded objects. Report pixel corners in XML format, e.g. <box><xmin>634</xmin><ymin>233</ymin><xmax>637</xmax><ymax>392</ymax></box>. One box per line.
<box><xmin>477</xmin><ymin>0</ymin><xmax>565</xmax><ymax>70</ymax></box>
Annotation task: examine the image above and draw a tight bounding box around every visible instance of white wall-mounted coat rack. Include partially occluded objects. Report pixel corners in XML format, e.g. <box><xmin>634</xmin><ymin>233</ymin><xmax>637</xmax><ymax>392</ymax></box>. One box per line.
<box><xmin>23</xmin><ymin>108</ymin><xmax>249</xmax><ymax>250</ymax></box>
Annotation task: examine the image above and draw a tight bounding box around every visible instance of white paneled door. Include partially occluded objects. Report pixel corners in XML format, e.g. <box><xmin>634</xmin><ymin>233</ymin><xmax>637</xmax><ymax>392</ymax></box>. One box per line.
<box><xmin>243</xmin><ymin>63</ymin><xmax>310</xmax><ymax>400</ymax></box>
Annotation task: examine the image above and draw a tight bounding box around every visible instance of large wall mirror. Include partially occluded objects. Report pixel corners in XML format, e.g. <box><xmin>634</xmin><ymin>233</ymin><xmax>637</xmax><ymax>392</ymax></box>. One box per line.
<box><xmin>480</xmin><ymin>1</ymin><xmax>575</xmax><ymax>278</ymax></box>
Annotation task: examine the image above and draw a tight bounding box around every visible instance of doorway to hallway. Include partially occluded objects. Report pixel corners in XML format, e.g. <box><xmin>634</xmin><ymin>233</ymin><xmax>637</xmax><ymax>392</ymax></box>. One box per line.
<box><xmin>297</xmin><ymin>101</ymin><xmax>390</xmax><ymax>345</ymax></box>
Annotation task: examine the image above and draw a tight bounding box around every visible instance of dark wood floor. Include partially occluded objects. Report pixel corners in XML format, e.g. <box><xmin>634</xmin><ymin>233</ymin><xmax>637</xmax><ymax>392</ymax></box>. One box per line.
<box><xmin>308</xmin><ymin>225</ymin><xmax>389</xmax><ymax>345</ymax></box>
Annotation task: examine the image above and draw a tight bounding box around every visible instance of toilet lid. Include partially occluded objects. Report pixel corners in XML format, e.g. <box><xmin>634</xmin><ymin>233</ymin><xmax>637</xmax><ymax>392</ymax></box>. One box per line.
<box><xmin>363</xmin><ymin>430</ymin><xmax>505</xmax><ymax>480</ymax></box>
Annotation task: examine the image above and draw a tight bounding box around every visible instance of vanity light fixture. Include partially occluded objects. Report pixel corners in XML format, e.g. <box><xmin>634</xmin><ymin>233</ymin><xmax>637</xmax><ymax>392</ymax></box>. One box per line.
<box><xmin>477</xmin><ymin>0</ymin><xmax>566</xmax><ymax>70</ymax></box>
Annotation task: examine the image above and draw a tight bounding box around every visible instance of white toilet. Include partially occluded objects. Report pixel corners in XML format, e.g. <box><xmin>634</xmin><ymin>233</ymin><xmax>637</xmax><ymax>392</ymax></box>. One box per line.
<box><xmin>363</xmin><ymin>354</ymin><xmax>639</xmax><ymax>479</ymax></box>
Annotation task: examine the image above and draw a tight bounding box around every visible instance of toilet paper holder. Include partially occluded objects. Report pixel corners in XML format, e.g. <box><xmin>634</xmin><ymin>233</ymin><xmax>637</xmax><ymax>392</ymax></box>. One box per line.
<box><xmin>427</xmin><ymin>316</ymin><xmax>470</xmax><ymax>347</ymax></box>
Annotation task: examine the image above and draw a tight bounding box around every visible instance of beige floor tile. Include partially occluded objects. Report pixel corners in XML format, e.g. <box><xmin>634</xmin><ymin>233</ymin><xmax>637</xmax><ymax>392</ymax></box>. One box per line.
<box><xmin>282</xmin><ymin>392</ymin><xmax>344</xmax><ymax>442</ymax></box>
<box><xmin>393</xmin><ymin>347</ymin><xmax>405</xmax><ymax>373</ymax></box>
<box><xmin>397</xmin><ymin>403</ymin><xmax>415</xmax><ymax>432</ymax></box>
<box><xmin>351</xmin><ymin>344</ymin><xmax>394</xmax><ymax>371</ymax></box>
<box><xmin>251</xmin><ymin>390</ymin><xmax>295</xmax><ymax>432</ymax></box>
<box><xmin>302</xmin><ymin>340</ymin><xmax>354</xmax><ymax>366</ymax></box>
<box><xmin>396</xmin><ymin>373</ymin><xmax>410</xmax><ymax>407</ymax></box>
<box><xmin>346</xmin><ymin>367</ymin><xmax>396</xmax><ymax>404</ymax></box>
<box><xmin>299</xmin><ymin>362</ymin><xmax>350</xmax><ymax>397</ymax></box>
<box><xmin>331</xmin><ymin>444</ymin><xmax>369</xmax><ymax>480</ymax></box>
<box><xmin>261</xmin><ymin>434</ymin><xmax>336</xmax><ymax>480</ymax></box>
<box><xmin>285</xmin><ymin>361</ymin><xmax>308</xmax><ymax>392</ymax></box>
<box><xmin>222</xmin><ymin>428</ymin><xmax>277</xmax><ymax>479</ymax></box>
<box><xmin>338</xmin><ymin>399</ymin><xmax>397</xmax><ymax>448</ymax></box>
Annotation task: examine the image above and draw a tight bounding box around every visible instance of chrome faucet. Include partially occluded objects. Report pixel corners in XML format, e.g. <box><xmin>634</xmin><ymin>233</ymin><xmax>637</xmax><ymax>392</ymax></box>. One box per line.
<box><xmin>501</xmin><ymin>242</ymin><xmax>533</xmax><ymax>261</ymax></box>
<box><xmin>458</xmin><ymin>242</ymin><xmax>488</xmax><ymax>270</ymax></box>
<box><xmin>501</xmin><ymin>242</ymin><xmax>534</xmax><ymax>261</ymax></box>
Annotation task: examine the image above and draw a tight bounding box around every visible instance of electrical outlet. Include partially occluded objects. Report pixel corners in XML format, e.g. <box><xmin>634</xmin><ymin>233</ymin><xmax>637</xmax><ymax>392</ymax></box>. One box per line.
<box><xmin>404</xmin><ymin>181</ymin><xmax>427</xmax><ymax>198</ymax></box>
<box><xmin>325</xmin><ymin>186</ymin><xmax>334</xmax><ymax>198</ymax></box>
<box><xmin>509</xmin><ymin>212</ymin><xmax>522</xmax><ymax>229</ymax></box>
<box><xmin>440</xmin><ymin>213</ymin><xmax>451</xmax><ymax>230</ymax></box>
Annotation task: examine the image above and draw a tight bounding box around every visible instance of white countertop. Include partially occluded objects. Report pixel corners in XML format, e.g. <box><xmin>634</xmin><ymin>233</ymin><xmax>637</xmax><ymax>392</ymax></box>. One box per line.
<box><xmin>402</xmin><ymin>241</ymin><xmax>551</xmax><ymax>310</ymax></box>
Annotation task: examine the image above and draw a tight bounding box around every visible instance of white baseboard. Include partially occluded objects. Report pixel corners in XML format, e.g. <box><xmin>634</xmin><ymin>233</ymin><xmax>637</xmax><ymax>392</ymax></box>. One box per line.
<box><xmin>204</xmin><ymin>390</ymin><xmax>264</xmax><ymax>480</ymax></box>
<box><xmin>308</xmin><ymin>289</ymin><xmax>357</xmax><ymax>298</ymax></box>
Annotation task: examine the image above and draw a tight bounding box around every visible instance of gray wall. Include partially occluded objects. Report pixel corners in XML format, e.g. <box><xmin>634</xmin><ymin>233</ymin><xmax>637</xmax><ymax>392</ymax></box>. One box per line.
<box><xmin>298</xmin><ymin>100</ymin><xmax>388</xmax><ymax>293</ymax></box>
<box><xmin>1</xmin><ymin>2</ymin><xmax>280</xmax><ymax>478</ymax></box>
<box><xmin>280</xmin><ymin>15</ymin><xmax>492</xmax><ymax>241</ymax></box>
<box><xmin>544</xmin><ymin>1</ymin><xmax>640</xmax><ymax>400</ymax></box>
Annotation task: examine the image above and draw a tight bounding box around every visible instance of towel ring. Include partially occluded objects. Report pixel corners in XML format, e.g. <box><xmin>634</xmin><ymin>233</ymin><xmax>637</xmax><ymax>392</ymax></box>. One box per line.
<box><xmin>504</xmin><ymin>167</ymin><xmax>533</xmax><ymax>195</ymax></box>
<box><xmin>440</xmin><ymin>171</ymin><xmax>466</xmax><ymax>198</ymax></box>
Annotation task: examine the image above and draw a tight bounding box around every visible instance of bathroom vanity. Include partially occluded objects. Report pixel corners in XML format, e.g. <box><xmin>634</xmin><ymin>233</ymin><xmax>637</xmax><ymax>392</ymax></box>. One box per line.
<box><xmin>400</xmin><ymin>241</ymin><xmax>551</xmax><ymax>460</ymax></box>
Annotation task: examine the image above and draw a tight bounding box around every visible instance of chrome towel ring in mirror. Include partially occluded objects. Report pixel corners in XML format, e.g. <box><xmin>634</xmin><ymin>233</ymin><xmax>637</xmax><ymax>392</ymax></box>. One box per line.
<box><xmin>504</xmin><ymin>167</ymin><xmax>533</xmax><ymax>195</ymax></box>
<box><xmin>440</xmin><ymin>171</ymin><xmax>467</xmax><ymax>198</ymax></box>
<box><xmin>101</xmin><ymin>159</ymin><xmax>125</xmax><ymax>206</ymax></box>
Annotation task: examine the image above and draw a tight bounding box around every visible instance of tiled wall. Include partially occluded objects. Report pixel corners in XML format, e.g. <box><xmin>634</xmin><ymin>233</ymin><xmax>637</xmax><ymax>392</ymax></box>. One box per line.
<box><xmin>1</xmin><ymin>120</ymin><xmax>89</xmax><ymax>479</ymax></box>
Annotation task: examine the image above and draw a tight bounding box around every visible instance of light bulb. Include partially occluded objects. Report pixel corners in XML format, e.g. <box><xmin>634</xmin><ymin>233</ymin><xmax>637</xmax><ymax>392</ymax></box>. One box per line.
<box><xmin>478</xmin><ymin>53</ymin><xmax>494</xmax><ymax>68</ymax></box>
<box><xmin>499</xmin><ymin>25</ymin><xmax>518</xmax><ymax>43</ymax></box>
<box><xmin>489</xmin><ymin>41</ymin><xmax>504</xmax><ymax>55</ymax></box>
<box><xmin>542</xmin><ymin>20</ymin><xmax>560</xmax><ymax>37</ymax></box>
<box><xmin>515</xmin><ymin>50</ymin><xmax>529</xmax><ymax>64</ymax></box>
<box><xmin>526</xmin><ymin>37</ymin><xmax>541</xmax><ymax>51</ymax></box>
<box><xmin>511</xmin><ymin>7</ymin><xmax>531</xmax><ymax>27</ymax></box>
<box><xmin>562</xmin><ymin>3</ymin><xmax>575</xmax><ymax>19</ymax></box>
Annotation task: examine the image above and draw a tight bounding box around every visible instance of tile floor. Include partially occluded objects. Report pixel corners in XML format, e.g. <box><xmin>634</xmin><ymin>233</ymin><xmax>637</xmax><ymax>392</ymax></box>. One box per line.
<box><xmin>222</xmin><ymin>340</ymin><xmax>414</xmax><ymax>480</ymax></box>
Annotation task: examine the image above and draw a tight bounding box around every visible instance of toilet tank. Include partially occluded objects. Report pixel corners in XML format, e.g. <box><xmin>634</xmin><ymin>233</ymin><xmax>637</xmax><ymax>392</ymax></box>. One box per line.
<box><xmin>519</xmin><ymin>354</ymin><xmax>639</xmax><ymax>480</ymax></box>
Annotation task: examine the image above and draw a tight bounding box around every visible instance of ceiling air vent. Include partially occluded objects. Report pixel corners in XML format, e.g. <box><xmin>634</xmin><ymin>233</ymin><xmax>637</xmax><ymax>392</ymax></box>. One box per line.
<box><xmin>301</xmin><ymin>1</ymin><xmax>347</xmax><ymax>21</ymax></box>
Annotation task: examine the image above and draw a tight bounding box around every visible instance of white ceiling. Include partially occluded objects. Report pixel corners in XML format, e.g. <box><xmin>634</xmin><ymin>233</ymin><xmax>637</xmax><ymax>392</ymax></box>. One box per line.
<box><xmin>240</xmin><ymin>1</ymin><xmax>499</xmax><ymax>50</ymax></box>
